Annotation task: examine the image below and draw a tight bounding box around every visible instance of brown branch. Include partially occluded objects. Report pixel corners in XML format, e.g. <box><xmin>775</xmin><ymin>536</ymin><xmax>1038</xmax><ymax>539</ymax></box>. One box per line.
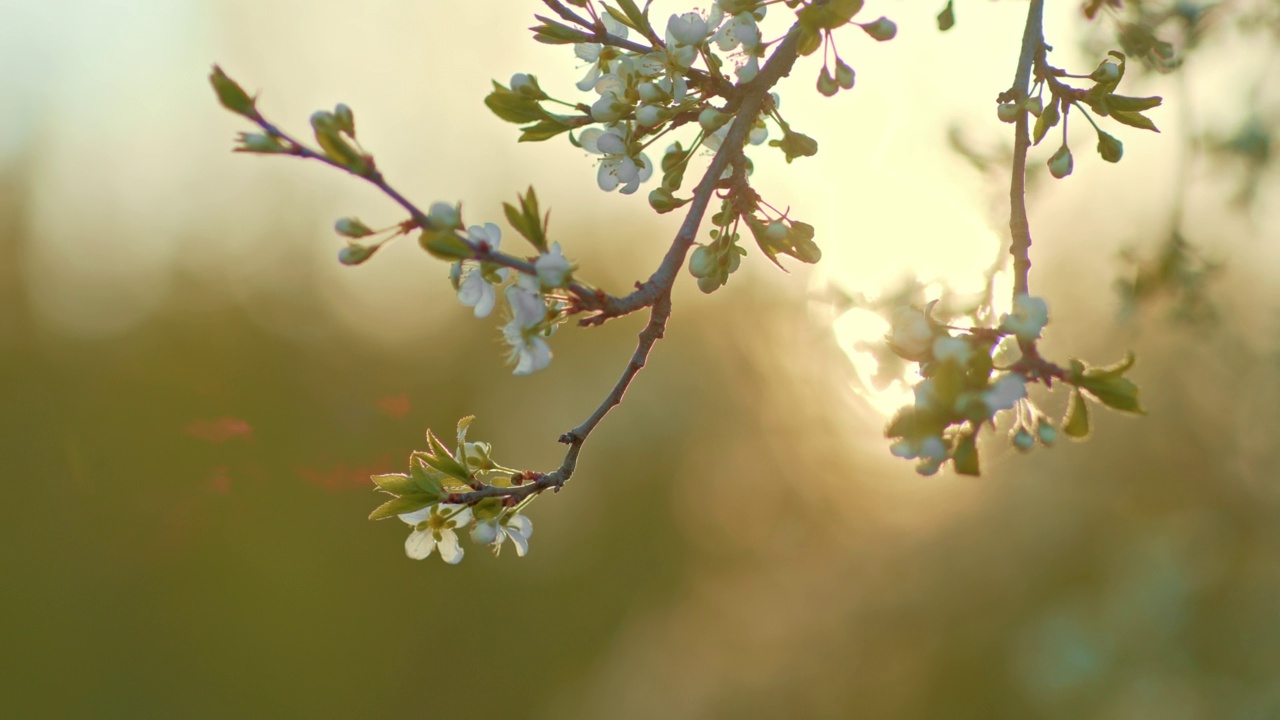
<box><xmin>1008</xmin><ymin>0</ymin><xmax>1045</xmax><ymax>299</ymax></box>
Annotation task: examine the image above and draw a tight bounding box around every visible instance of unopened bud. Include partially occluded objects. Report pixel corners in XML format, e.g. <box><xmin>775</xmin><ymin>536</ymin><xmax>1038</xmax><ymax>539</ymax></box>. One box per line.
<box><xmin>1048</xmin><ymin>145</ymin><xmax>1074</xmax><ymax>179</ymax></box>
<box><xmin>699</xmin><ymin>108</ymin><xmax>730</xmax><ymax>133</ymax></box>
<box><xmin>334</xmin><ymin>103</ymin><xmax>355</xmax><ymax>138</ymax></box>
<box><xmin>997</xmin><ymin>103</ymin><xmax>1019</xmax><ymax>123</ymax></box>
<box><xmin>1091</xmin><ymin>61</ymin><xmax>1120</xmax><ymax>83</ymax></box>
<box><xmin>335</xmin><ymin>217</ymin><xmax>375</xmax><ymax>238</ymax></box>
<box><xmin>859</xmin><ymin>17</ymin><xmax>897</xmax><ymax>42</ymax></box>
<box><xmin>688</xmin><ymin>245</ymin><xmax>716</xmax><ymax>277</ymax></box>
<box><xmin>1012</xmin><ymin>428</ymin><xmax>1035</xmax><ymax>451</ymax></box>
<box><xmin>338</xmin><ymin>244</ymin><xmax>378</xmax><ymax>266</ymax></box>
<box><xmin>1095</xmin><ymin>130</ymin><xmax>1123</xmax><ymax>163</ymax></box>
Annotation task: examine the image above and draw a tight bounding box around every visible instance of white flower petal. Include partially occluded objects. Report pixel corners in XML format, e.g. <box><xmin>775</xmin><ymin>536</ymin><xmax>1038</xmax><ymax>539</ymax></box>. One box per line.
<box><xmin>579</xmin><ymin>128</ymin><xmax>605</xmax><ymax>154</ymax></box>
<box><xmin>437</xmin><ymin>531</ymin><xmax>465</xmax><ymax>564</ymax></box>
<box><xmin>595</xmin><ymin>131</ymin><xmax>627</xmax><ymax>155</ymax></box>
<box><xmin>506</xmin><ymin>514</ymin><xmax>533</xmax><ymax>539</ymax></box>
<box><xmin>508</xmin><ymin>528</ymin><xmax>530</xmax><ymax>557</ymax></box>
<box><xmin>597</xmin><ymin>158</ymin><xmax>622</xmax><ymax>192</ymax></box>
<box><xmin>399</xmin><ymin>507</ymin><xmax>433</xmax><ymax>525</ymax></box>
<box><xmin>404</xmin><ymin>529</ymin><xmax>436</xmax><ymax>560</ymax></box>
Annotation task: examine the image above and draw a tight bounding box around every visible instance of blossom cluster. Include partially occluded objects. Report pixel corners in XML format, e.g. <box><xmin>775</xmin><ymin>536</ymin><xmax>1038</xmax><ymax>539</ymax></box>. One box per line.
<box><xmin>884</xmin><ymin>297</ymin><xmax>1052</xmax><ymax>476</ymax></box>
<box><xmin>370</xmin><ymin>417</ymin><xmax>536</xmax><ymax>565</ymax></box>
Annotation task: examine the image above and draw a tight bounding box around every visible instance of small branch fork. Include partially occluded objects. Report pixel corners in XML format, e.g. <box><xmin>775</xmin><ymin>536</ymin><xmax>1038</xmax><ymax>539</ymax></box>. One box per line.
<box><xmin>240</xmin><ymin>14</ymin><xmax>804</xmax><ymax>508</ymax></box>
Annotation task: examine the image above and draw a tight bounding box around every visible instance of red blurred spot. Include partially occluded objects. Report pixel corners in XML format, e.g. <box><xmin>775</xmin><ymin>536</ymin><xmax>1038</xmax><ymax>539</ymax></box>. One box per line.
<box><xmin>376</xmin><ymin>394</ymin><xmax>411</xmax><ymax>418</ymax></box>
<box><xmin>185</xmin><ymin>417</ymin><xmax>253</xmax><ymax>443</ymax></box>
<box><xmin>209</xmin><ymin>466</ymin><xmax>233</xmax><ymax>494</ymax></box>
<box><xmin>298</xmin><ymin>456</ymin><xmax>393</xmax><ymax>492</ymax></box>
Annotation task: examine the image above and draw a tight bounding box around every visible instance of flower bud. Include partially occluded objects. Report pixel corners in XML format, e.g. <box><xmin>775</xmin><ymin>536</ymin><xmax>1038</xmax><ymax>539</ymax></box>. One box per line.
<box><xmin>234</xmin><ymin>132</ymin><xmax>286</xmax><ymax>154</ymax></box>
<box><xmin>338</xmin><ymin>244</ymin><xmax>378</xmax><ymax>266</ymax></box>
<box><xmin>1037</xmin><ymin>421</ymin><xmax>1058</xmax><ymax>447</ymax></box>
<box><xmin>334</xmin><ymin>103</ymin><xmax>356</xmax><ymax>138</ymax></box>
<box><xmin>334</xmin><ymin>217</ymin><xmax>375</xmax><ymax>238</ymax></box>
<box><xmin>1090</xmin><ymin>61</ymin><xmax>1120</xmax><ymax>83</ymax></box>
<box><xmin>1012</xmin><ymin>427</ymin><xmax>1036</xmax><ymax>452</ymax></box>
<box><xmin>817</xmin><ymin>66</ymin><xmax>839</xmax><ymax>97</ymax></box>
<box><xmin>697</xmin><ymin>273</ymin><xmax>723</xmax><ymax>294</ymax></box>
<box><xmin>835</xmin><ymin>60</ymin><xmax>855</xmax><ymax>90</ymax></box>
<box><xmin>637</xmin><ymin>82</ymin><xmax>665</xmax><ymax>103</ymax></box>
<box><xmin>427</xmin><ymin>202</ymin><xmax>462</xmax><ymax>230</ymax></box>
<box><xmin>699</xmin><ymin>108</ymin><xmax>730</xmax><ymax>133</ymax></box>
<box><xmin>1095</xmin><ymin>130</ymin><xmax>1123</xmax><ymax>163</ymax></box>
<box><xmin>688</xmin><ymin>245</ymin><xmax>716</xmax><ymax>277</ymax></box>
<box><xmin>859</xmin><ymin>17</ymin><xmax>897</xmax><ymax>42</ymax></box>
<box><xmin>997</xmin><ymin>103</ymin><xmax>1019</xmax><ymax>123</ymax></box>
<box><xmin>636</xmin><ymin>104</ymin><xmax>665</xmax><ymax>128</ymax></box>
<box><xmin>1048</xmin><ymin>145</ymin><xmax>1073</xmax><ymax>179</ymax></box>
<box><xmin>764</xmin><ymin>221</ymin><xmax>788</xmax><ymax>243</ymax></box>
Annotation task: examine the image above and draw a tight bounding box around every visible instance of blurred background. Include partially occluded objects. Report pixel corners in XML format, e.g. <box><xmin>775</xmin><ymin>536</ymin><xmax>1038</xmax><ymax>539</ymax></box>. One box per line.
<box><xmin>3</xmin><ymin>0</ymin><xmax>1279</xmax><ymax>718</ymax></box>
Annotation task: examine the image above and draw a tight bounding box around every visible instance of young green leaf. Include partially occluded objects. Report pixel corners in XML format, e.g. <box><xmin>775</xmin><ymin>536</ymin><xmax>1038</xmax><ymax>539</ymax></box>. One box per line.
<box><xmin>368</xmin><ymin>494</ymin><xmax>438</xmax><ymax>521</ymax></box>
<box><xmin>1033</xmin><ymin>97</ymin><xmax>1060</xmax><ymax>146</ymax></box>
<box><xmin>1062</xmin><ymin>389</ymin><xmax>1091</xmax><ymax>439</ymax></box>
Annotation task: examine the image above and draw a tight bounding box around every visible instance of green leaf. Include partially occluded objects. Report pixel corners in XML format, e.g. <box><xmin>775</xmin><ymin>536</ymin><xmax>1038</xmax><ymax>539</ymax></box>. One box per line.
<box><xmin>424</xmin><ymin>430</ymin><xmax>472</xmax><ymax>481</ymax></box>
<box><xmin>602</xmin><ymin>4</ymin><xmax>640</xmax><ymax>33</ymax></box>
<box><xmin>953</xmin><ymin>432</ymin><xmax>980</xmax><ymax>475</ymax></box>
<box><xmin>368</xmin><ymin>494</ymin><xmax>438</xmax><ymax>521</ymax></box>
<box><xmin>1107</xmin><ymin>94</ymin><xmax>1163</xmax><ymax>113</ymax></box>
<box><xmin>1062</xmin><ymin>389</ymin><xmax>1090</xmax><ymax>439</ymax></box>
<box><xmin>1082</xmin><ymin>350</ymin><xmax>1136</xmax><ymax>380</ymax></box>
<box><xmin>1111</xmin><ymin>110</ymin><xmax>1160</xmax><ymax>132</ymax></box>
<box><xmin>937</xmin><ymin>0</ymin><xmax>955</xmax><ymax>31</ymax></box>
<box><xmin>408</xmin><ymin>456</ymin><xmax>447</xmax><ymax>497</ymax></box>
<box><xmin>613</xmin><ymin>0</ymin><xmax>653</xmax><ymax>37</ymax></box>
<box><xmin>530</xmin><ymin>16</ymin><xmax>594</xmax><ymax>44</ymax></box>
<box><xmin>503</xmin><ymin>186</ymin><xmax>548</xmax><ymax>252</ymax></box>
<box><xmin>484</xmin><ymin>82</ymin><xmax>547</xmax><ymax>124</ymax></box>
<box><xmin>798</xmin><ymin>0</ymin><xmax>865</xmax><ymax>32</ymax></box>
<box><xmin>372</xmin><ymin>473</ymin><xmax>419</xmax><ymax>496</ymax></box>
<box><xmin>1033</xmin><ymin>96</ymin><xmax>1060</xmax><ymax>146</ymax></box>
<box><xmin>1078</xmin><ymin>376</ymin><xmax>1145</xmax><ymax>414</ymax></box>
<box><xmin>519</xmin><ymin>119</ymin><xmax>572</xmax><ymax>142</ymax></box>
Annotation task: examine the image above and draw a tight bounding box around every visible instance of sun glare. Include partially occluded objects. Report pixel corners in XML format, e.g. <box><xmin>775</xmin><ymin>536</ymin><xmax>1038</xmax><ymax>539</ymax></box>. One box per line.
<box><xmin>811</xmin><ymin>168</ymin><xmax>1006</xmax><ymax>418</ymax></box>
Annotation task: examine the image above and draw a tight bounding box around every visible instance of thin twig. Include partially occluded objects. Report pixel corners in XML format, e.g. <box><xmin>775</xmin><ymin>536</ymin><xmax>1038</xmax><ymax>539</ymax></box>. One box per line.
<box><xmin>1008</xmin><ymin>0</ymin><xmax>1045</xmax><ymax>299</ymax></box>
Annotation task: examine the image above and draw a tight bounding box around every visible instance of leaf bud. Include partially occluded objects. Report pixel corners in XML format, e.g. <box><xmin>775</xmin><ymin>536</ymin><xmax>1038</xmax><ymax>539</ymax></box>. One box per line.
<box><xmin>209</xmin><ymin>65</ymin><xmax>257</xmax><ymax>119</ymax></box>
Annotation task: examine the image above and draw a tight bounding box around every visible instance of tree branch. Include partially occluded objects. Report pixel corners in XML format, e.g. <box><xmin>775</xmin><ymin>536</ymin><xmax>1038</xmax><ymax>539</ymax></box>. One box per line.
<box><xmin>1008</xmin><ymin>0</ymin><xmax>1045</xmax><ymax>299</ymax></box>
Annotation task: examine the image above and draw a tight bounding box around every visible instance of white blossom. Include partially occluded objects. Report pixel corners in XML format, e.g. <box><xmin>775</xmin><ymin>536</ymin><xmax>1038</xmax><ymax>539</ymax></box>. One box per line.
<box><xmin>983</xmin><ymin>374</ymin><xmax>1028</xmax><ymax>414</ymax></box>
<box><xmin>889</xmin><ymin>306</ymin><xmax>934</xmax><ymax>359</ymax></box>
<box><xmin>932</xmin><ymin>336</ymin><xmax>972</xmax><ymax>366</ymax></box>
<box><xmin>470</xmin><ymin>514</ymin><xmax>533</xmax><ymax>557</ymax></box>
<box><xmin>399</xmin><ymin>504</ymin><xmax>473</xmax><ymax>564</ymax></box>
<box><xmin>453</xmin><ymin>223</ymin><xmax>504</xmax><ymax>318</ymax></box>
<box><xmin>534</xmin><ymin>243</ymin><xmax>572</xmax><ymax>288</ymax></box>
<box><xmin>579</xmin><ymin>126</ymin><xmax>653</xmax><ymax>194</ymax></box>
<box><xmin>504</xmin><ymin>321</ymin><xmax>552</xmax><ymax>375</ymax></box>
<box><xmin>999</xmin><ymin>294</ymin><xmax>1049</xmax><ymax>341</ymax></box>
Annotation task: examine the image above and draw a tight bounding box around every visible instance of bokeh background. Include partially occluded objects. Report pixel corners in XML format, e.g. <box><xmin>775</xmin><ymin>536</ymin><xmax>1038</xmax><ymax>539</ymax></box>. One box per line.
<box><xmin>3</xmin><ymin>1</ymin><xmax>1280</xmax><ymax>718</ymax></box>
